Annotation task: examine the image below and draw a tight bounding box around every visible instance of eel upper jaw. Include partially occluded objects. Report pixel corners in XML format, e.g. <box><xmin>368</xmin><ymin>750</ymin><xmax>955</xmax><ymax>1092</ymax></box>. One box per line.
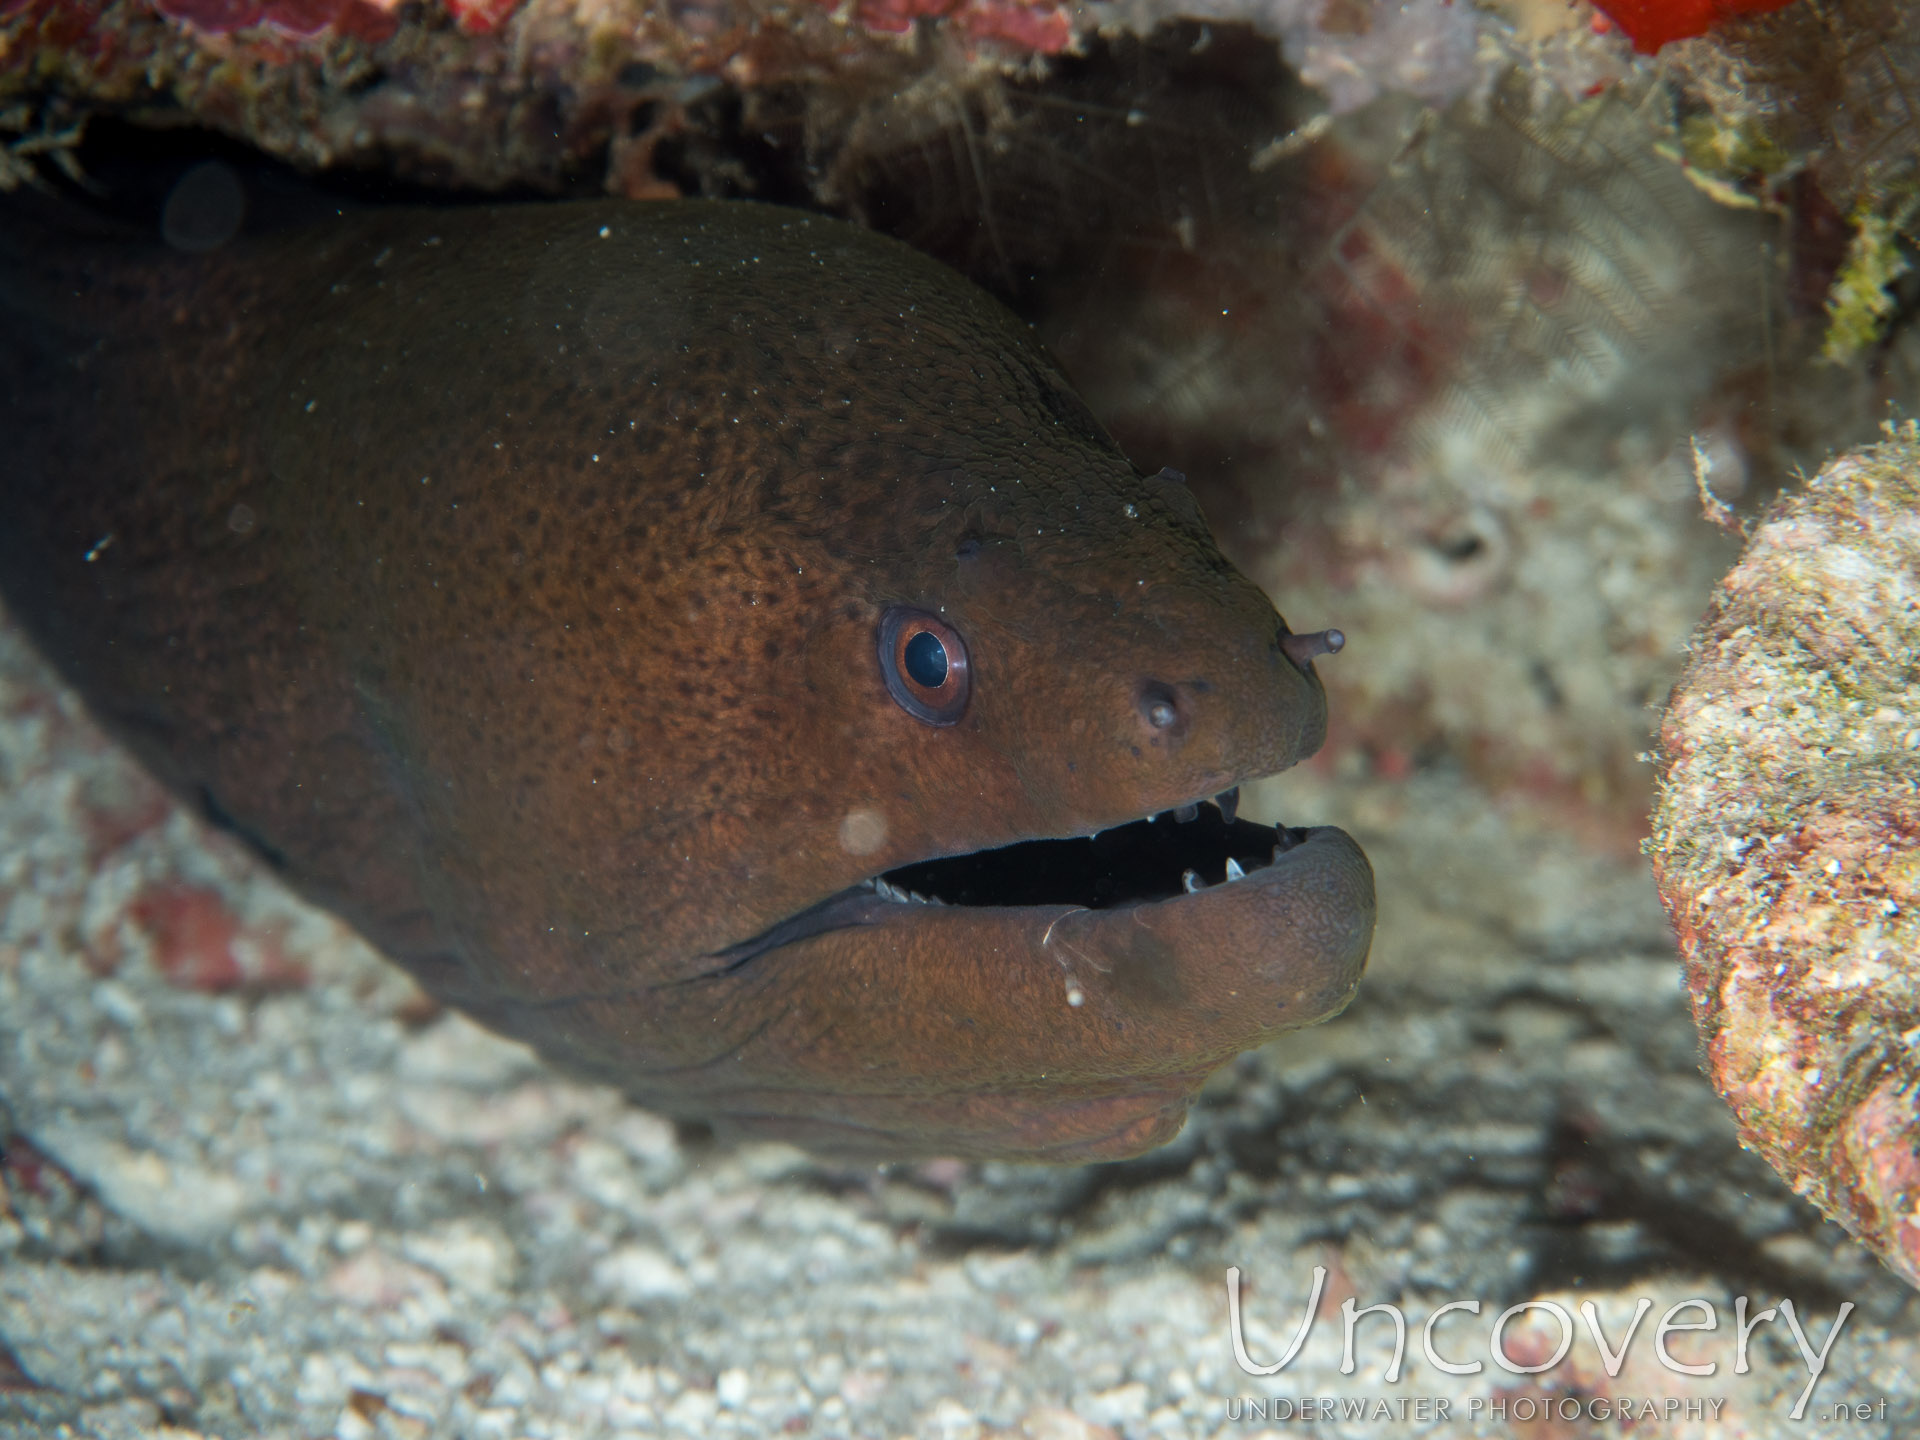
<box><xmin>710</xmin><ymin>783</ymin><xmax>1308</xmax><ymax>970</ymax></box>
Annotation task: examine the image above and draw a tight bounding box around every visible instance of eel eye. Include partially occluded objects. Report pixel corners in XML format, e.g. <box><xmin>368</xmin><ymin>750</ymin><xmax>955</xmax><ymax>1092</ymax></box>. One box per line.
<box><xmin>878</xmin><ymin>607</ymin><xmax>970</xmax><ymax>727</ymax></box>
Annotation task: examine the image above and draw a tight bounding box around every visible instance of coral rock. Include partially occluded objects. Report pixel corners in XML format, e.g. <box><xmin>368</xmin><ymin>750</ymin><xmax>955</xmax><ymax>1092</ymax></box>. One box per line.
<box><xmin>1651</xmin><ymin>429</ymin><xmax>1920</xmax><ymax>1288</ymax></box>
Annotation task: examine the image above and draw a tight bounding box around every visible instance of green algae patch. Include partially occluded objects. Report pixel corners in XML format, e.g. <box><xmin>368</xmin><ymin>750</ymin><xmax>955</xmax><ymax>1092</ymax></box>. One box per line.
<box><xmin>1823</xmin><ymin>203</ymin><xmax>1916</xmax><ymax>365</ymax></box>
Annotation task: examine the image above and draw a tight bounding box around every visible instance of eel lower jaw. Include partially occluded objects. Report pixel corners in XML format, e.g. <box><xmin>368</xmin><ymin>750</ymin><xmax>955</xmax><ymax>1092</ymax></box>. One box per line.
<box><xmin>682</xmin><ymin>818</ymin><xmax>1373</xmax><ymax>1161</ymax></box>
<box><xmin>710</xmin><ymin>787</ymin><xmax>1317</xmax><ymax>970</ymax></box>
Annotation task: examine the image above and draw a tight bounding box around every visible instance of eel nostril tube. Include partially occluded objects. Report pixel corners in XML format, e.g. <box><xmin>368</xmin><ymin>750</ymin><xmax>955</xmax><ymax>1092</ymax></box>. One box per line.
<box><xmin>1137</xmin><ymin>679</ymin><xmax>1182</xmax><ymax>730</ymax></box>
<box><xmin>1280</xmin><ymin>628</ymin><xmax>1345</xmax><ymax>669</ymax></box>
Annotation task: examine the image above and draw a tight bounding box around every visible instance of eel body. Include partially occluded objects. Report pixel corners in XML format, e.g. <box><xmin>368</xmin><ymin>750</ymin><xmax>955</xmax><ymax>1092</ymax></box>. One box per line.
<box><xmin>0</xmin><ymin>187</ymin><xmax>1374</xmax><ymax>1160</ymax></box>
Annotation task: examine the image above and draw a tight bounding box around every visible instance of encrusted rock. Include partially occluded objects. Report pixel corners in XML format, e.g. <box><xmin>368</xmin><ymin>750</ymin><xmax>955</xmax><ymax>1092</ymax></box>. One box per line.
<box><xmin>1652</xmin><ymin>427</ymin><xmax>1920</xmax><ymax>1287</ymax></box>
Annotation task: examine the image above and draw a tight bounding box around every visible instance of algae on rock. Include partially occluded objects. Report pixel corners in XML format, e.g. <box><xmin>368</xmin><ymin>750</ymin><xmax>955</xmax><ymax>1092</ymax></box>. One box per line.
<box><xmin>1652</xmin><ymin>427</ymin><xmax>1920</xmax><ymax>1288</ymax></box>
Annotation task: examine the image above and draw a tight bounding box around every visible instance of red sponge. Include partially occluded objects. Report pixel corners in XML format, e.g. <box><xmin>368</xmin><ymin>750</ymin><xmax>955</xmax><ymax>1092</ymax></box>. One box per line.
<box><xmin>1589</xmin><ymin>0</ymin><xmax>1800</xmax><ymax>52</ymax></box>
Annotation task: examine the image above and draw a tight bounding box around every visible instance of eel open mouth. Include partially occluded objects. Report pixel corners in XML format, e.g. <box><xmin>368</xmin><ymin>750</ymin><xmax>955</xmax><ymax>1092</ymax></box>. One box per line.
<box><xmin>713</xmin><ymin>786</ymin><xmax>1309</xmax><ymax>968</ymax></box>
<box><xmin>876</xmin><ymin>787</ymin><xmax>1294</xmax><ymax>909</ymax></box>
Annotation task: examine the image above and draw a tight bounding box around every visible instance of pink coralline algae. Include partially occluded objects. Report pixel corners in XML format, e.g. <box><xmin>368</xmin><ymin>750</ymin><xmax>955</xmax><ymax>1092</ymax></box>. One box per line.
<box><xmin>148</xmin><ymin>0</ymin><xmax>395</xmax><ymax>40</ymax></box>
<box><xmin>135</xmin><ymin>0</ymin><xmax>1070</xmax><ymax>45</ymax></box>
<box><xmin>1650</xmin><ymin>430</ymin><xmax>1920</xmax><ymax>1288</ymax></box>
<box><xmin>121</xmin><ymin>882</ymin><xmax>311</xmax><ymax>994</ymax></box>
<box><xmin>0</xmin><ymin>0</ymin><xmax>395</xmax><ymax>44</ymax></box>
<box><xmin>851</xmin><ymin>0</ymin><xmax>1070</xmax><ymax>51</ymax></box>
<box><xmin>441</xmin><ymin>0</ymin><xmax>516</xmax><ymax>34</ymax></box>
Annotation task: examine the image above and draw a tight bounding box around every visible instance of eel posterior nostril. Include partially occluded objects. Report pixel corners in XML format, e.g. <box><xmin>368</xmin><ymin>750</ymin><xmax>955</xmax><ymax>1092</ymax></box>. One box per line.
<box><xmin>1280</xmin><ymin>628</ymin><xmax>1345</xmax><ymax>669</ymax></box>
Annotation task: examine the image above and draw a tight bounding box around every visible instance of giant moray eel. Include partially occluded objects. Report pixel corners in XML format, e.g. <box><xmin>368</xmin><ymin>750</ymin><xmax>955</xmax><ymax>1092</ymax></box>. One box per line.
<box><xmin>0</xmin><ymin>184</ymin><xmax>1374</xmax><ymax>1161</ymax></box>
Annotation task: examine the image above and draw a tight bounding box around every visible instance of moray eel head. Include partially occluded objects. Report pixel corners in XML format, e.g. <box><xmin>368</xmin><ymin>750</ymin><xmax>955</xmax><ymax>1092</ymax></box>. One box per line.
<box><xmin>1</xmin><ymin>193</ymin><xmax>1373</xmax><ymax>1162</ymax></box>
<box><xmin>681</xmin><ymin>477</ymin><xmax>1374</xmax><ymax>1158</ymax></box>
<box><xmin>441</xmin><ymin>208</ymin><xmax>1377</xmax><ymax>1161</ymax></box>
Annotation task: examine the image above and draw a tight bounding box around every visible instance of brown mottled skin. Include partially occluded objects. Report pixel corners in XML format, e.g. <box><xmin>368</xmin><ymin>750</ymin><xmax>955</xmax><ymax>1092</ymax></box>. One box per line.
<box><xmin>0</xmin><ymin>196</ymin><xmax>1373</xmax><ymax>1160</ymax></box>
